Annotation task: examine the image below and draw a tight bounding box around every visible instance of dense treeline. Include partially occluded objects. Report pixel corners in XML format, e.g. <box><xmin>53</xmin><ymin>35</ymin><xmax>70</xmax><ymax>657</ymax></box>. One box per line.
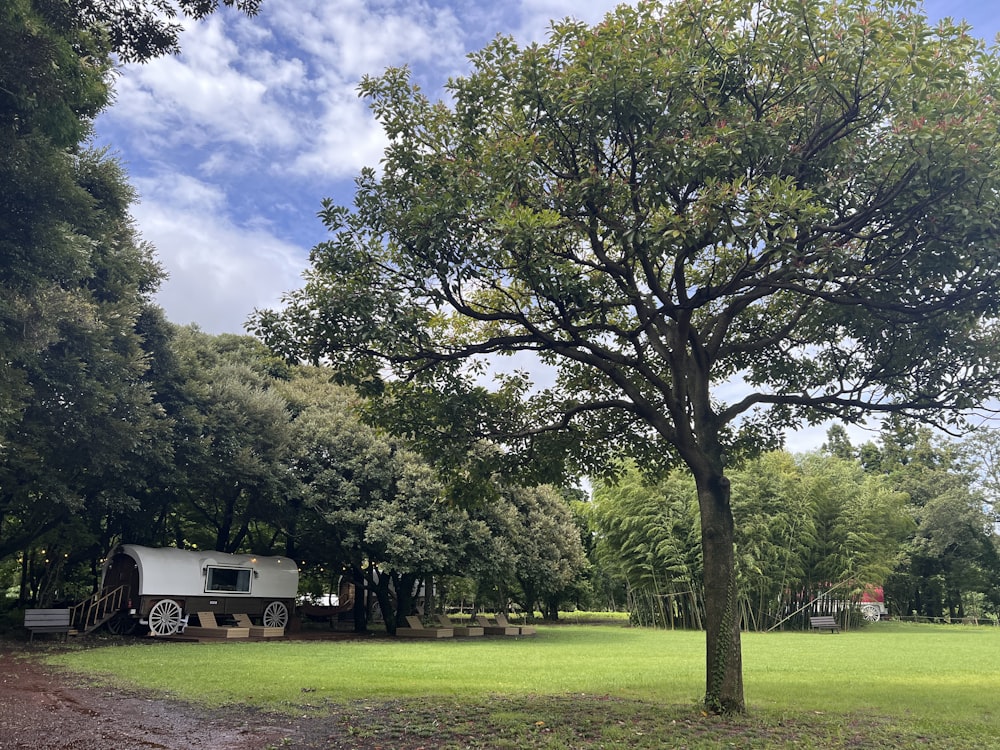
<box><xmin>1</xmin><ymin>327</ymin><xmax>591</xmax><ymax>631</ymax></box>
<box><xmin>2</xmin><ymin>0</ymin><xmax>999</xmax><ymax>643</ymax></box>
<box><xmin>0</xmin><ymin>0</ymin><xmax>590</xmax><ymax>632</ymax></box>
<box><xmin>2</xmin><ymin>0</ymin><xmax>165</xmax><ymax>593</ymax></box>
<box><xmin>588</xmin><ymin>423</ymin><xmax>1000</xmax><ymax>629</ymax></box>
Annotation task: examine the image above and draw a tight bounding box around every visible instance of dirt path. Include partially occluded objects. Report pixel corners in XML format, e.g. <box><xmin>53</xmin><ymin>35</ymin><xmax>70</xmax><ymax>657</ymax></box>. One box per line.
<box><xmin>0</xmin><ymin>646</ymin><xmax>298</xmax><ymax>749</ymax></box>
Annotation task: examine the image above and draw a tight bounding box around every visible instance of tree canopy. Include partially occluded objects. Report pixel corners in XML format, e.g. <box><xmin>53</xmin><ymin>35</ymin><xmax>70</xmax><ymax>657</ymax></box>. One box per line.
<box><xmin>0</xmin><ymin>0</ymin><xmax>267</xmax><ymax>600</ymax></box>
<box><xmin>255</xmin><ymin>0</ymin><xmax>1000</xmax><ymax>712</ymax></box>
<box><xmin>78</xmin><ymin>0</ymin><xmax>264</xmax><ymax>62</ymax></box>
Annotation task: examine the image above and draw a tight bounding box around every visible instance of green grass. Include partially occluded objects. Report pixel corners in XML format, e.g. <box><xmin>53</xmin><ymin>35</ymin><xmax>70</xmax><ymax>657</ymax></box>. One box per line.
<box><xmin>744</xmin><ymin>621</ymin><xmax>1000</xmax><ymax>724</ymax></box>
<box><xmin>53</xmin><ymin>625</ymin><xmax>701</xmax><ymax>704</ymax></box>
<box><xmin>45</xmin><ymin>621</ymin><xmax>1000</xmax><ymax>748</ymax></box>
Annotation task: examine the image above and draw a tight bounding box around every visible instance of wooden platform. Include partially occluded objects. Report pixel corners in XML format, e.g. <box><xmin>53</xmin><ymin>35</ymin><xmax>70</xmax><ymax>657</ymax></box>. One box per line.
<box><xmin>234</xmin><ymin>613</ymin><xmax>285</xmax><ymax>639</ymax></box>
<box><xmin>495</xmin><ymin>613</ymin><xmax>536</xmax><ymax>635</ymax></box>
<box><xmin>181</xmin><ymin>626</ymin><xmax>249</xmax><ymax>639</ymax></box>
<box><xmin>475</xmin><ymin>615</ymin><xmax>518</xmax><ymax>636</ymax></box>
<box><xmin>182</xmin><ymin>611</ymin><xmax>249</xmax><ymax>639</ymax></box>
<box><xmin>437</xmin><ymin>615</ymin><xmax>483</xmax><ymax>636</ymax></box>
<box><xmin>397</xmin><ymin>615</ymin><xmax>453</xmax><ymax>638</ymax></box>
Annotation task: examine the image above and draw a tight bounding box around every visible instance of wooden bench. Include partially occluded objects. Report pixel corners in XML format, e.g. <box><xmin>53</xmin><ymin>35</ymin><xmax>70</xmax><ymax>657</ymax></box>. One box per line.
<box><xmin>809</xmin><ymin>615</ymin><xmax>840</xmax><ymax>633</ymax></box>
<box><xmin>24</xmin><ymin>608</ymin><xmax>72</xmax><ymax>642</ymax></box>
<box><xmin>494</xmin><ymin>612</ymin><xmax>536</xmax><ymax>636</ymax></box>
<box><xmin>437</xmin><ymin>614</ymin><xmax>483</xmax><ymax>637</ymax></box>
<box><xmin>397</xmin><ymin>615</ymin><xmax>453</xmax><ymax>638</ymax></box>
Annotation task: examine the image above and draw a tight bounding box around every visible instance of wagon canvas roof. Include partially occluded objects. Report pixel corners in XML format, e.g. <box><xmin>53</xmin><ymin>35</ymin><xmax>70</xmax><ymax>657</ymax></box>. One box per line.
<box><xmin>107</xmin><ymin>544</ymin><xmax>298</xmax><ymax>599</ymax></box>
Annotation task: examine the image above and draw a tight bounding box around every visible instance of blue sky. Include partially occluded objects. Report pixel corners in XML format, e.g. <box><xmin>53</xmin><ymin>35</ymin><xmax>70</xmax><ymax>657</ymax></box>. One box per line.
<box><xmin>97</xmin><ymin>0</ymin><xmax>624</xmax><ymax>335</ymax></box>
<box><xmin>94</xmin><ymin>0</ymin><xmax>1000</xmax><ymax>449</ymax></box>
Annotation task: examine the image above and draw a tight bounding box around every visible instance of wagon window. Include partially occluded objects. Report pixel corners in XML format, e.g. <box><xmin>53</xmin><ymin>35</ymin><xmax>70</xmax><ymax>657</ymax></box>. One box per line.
<box><xmin>205</xmin><ymin>567</ymin><xmax>252</xmax><ymax>593</ymax></box>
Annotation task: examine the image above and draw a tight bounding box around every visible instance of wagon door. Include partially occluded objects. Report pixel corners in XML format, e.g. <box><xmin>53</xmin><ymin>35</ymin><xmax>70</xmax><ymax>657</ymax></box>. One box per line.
<box><xmin>103</xmin><ymin>552</ymin><xmax>140</xmax><ymax>610</ymax></box>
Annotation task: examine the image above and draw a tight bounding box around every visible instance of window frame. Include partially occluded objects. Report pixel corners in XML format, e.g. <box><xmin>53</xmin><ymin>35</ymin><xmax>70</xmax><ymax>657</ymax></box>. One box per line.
<box><xmin>204</xmin><ymin>566</ymin><xmax>253</xmax><ymax>594</ymax></box>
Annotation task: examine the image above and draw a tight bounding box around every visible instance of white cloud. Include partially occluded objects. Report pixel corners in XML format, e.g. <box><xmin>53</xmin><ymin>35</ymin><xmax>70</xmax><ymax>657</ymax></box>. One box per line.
<box><xmin>262</xmin><ymin>0</ymin><xmax>623</xmax><ymax>179</ymax></box>
<box><xmin>286</xmin><ymin>81</ymin><xmax>389</xmax><ymax>178</ymax></box>
<box><xmin>110</xmin><ymin>18</ymin><xmax>302</xmax><ymax>158</ymax></box>
<box><xmin>268</xmin><ymin>0</ymin><xmax>467</xmax><ymax>79</ymax></box>
<box><xmin>106</xmin><ymin>1</ymin><xmax>479</xmax><ymax>184</ymax></box>
<box><xmin>132</xmin><ymin>173</ymin><xmax>308</xmax><ymax>335</ymax></box>
<box><xmin>514</xmin><ymin>0</ymin><xmax>619</xmax><ymax>42</ymax></box>
<box><xmin>261</xmin><ymin>0</ymin><xmax>474</xmax><ymax>178</ymax></box>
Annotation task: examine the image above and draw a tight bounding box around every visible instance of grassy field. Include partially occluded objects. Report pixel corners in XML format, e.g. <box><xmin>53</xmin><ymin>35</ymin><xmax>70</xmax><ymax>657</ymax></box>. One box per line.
<box><xmin>47</xmin><ymin>621</ymin><xmax>1000</xmax><ymax>748</ymax></box>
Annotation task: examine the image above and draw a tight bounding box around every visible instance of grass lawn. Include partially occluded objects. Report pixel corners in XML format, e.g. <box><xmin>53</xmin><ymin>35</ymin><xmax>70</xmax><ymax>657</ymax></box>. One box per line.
<box><xmin>47</xmin><ymin>620</ymin><xmax>1000</xmax><ymax>748</ymax></box>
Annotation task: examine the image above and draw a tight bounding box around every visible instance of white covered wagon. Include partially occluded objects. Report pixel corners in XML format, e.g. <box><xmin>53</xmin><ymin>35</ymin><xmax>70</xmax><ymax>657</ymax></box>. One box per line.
<box><xmin>100</xmin><ymin>544</ymin><xmax>298</xmax><ymax>636</ymax></box>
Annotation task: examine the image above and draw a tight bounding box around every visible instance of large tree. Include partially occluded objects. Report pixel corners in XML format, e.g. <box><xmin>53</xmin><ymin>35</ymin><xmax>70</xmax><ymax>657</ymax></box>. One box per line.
<box><xmin>0</xmin><ymin>0</ymin><xmax>266</xmax><ymax>581</ymax></box>
<box><xmin>255</xmin><ymin>0</ymin><xmax>1000</xmax><ymax>712</ymax></box>
<box><xmin>474</xmin><ymin>484</ymin><xmax>589</xmax><ymax>620</ymax></box>
<box><xmin>2</xmin><ymin>0</ymin><xmax>269</xmax><ymax>432</ymax></box>
<box><xmin>158</xmin><ymin>330</ymin><xmax>294</xmax><ymax>553</ymax></box>
<box><xmin>0</xmin><ymin>145</ymin><xmax>166</xmax><ymax>584</ymax></box>
<box><xmin>1</xmin><ymin>0</ymin><xmax>115</xmax><ymax>436</ymax></box>
<box><xmin>278</xmin><ymin>367</ymin><xmax>481</xmax><ymax>635</ymax></box>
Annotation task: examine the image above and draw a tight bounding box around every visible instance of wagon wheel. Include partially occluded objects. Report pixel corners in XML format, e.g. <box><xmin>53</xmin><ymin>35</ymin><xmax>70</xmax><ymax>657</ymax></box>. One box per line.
<box><xmin>262</xmin><ymin>601</ymin><xmax>289</xmax><ymax>629</ymax></box>
<box><xmin>860</xmin><ymin>603</ymin><xmax>881</xmax><ymax>622</ymax></box>
<box><xmin>148</xmin><ymin>598</ymin><xmax>184</xmax><ymax>636</ymax></box>
<box><xmin>106</xmin><ymin>612</ymin><xmax>137</xmax><ymax>636</ymax></box>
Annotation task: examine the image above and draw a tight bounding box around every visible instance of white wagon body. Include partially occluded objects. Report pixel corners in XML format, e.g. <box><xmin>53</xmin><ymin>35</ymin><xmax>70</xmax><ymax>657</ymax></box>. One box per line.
<box><xmin>100</xmin><ymin>544</ymin><xmax>299</xmax><ymax>636</ymax></box>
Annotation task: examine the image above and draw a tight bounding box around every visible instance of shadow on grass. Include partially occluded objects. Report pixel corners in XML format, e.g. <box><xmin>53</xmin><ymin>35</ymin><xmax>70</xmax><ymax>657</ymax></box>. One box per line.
<box><xmin>300</xmin><ymin>694</ymin><xmax>965</xmax><ymax>750</ymax></box>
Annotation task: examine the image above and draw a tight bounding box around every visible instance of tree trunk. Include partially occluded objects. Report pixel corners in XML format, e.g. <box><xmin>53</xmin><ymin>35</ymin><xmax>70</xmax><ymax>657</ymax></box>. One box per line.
<box><xmin>36</xmin><ymin>555</ymin><xmax>66</xmax><ymax>607</ymax></box>
<box><xmin>19</xmin><ymin>549</ymin><xmax>30</xmax><ymax>604</ymax></box>
<box><xmin>517</xmin><ymin>578</ymin><xmax>538</xmax><ymax>620</ymax></box>
<box><xmin>543</xmin><ymin>597</ymin><xmax>559</xmax><ymax>621</ymax></box>
<box><xmin>695</xmin><ymin>470</ymin><xmax>745</xmax><ymax>714</ymax></box>
<box><xmin>214</xmin><ymin>485</ymin><xmax>239</xmax><ymax>552</ymax></box>
<box><xmin>394</xmin><ymin>571</ymin><xmax>418</xmax><ymax>630</ymax></box>
<box><xmin>370</xmin><ymin>570</ymin><xmax>396</xmax><ymax>635</ymax></box>
<box><xmin>423</xmin><ymin>575</ymin><xmax>435</xmax><ymax>616</ymax></box>
<box><xmin>351</xmin><ymin>565</ymin><xmax>368</xmax><ymax>633</ymax></box>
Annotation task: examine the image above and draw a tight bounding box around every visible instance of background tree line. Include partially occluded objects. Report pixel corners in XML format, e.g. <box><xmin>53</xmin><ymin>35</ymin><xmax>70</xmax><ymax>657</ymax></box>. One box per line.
<box><xmin>1</xmin><ymin>325</ymin><xmax>592</xmax><ymax>634</ymax></box>
<box><xmin>587</xmin><ymin>422</ymin><xmax>1000</xmax><ymax>630</ymax></box>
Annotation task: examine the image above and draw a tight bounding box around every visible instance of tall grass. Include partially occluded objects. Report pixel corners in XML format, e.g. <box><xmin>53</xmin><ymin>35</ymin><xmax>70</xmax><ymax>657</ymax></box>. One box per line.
<box><xmin>49</xmin><ymin>621</ymin><xmax>1000</xmax><ymax>737</ymax></box>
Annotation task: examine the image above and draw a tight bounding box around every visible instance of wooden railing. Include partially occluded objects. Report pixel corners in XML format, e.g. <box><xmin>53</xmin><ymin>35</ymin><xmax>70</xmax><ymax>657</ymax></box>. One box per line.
<box><xmin>69</xmin><ymin>585</ymin><xmax>126</xmax><ymax>633</ymax></box>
